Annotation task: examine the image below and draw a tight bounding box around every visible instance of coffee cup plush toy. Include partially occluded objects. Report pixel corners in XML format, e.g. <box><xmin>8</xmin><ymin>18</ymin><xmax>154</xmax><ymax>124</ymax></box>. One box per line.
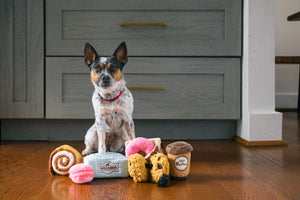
<box><xmin>166</xmin><ymin>141</ymin><xmax>193</xmax><ymax>179</ymax></box>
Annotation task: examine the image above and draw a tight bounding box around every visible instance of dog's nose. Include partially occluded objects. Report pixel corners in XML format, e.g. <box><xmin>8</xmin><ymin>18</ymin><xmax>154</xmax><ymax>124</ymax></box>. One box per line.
<box><xmin>102</xmin><ymin>75</ymin><xmax>110</xmax><ymax>84</ymax></box>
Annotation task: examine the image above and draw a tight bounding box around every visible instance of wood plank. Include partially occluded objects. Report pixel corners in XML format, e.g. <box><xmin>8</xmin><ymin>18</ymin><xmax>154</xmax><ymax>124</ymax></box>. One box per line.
<box><xmin>201</xmin><ymin>141</ymin><xmax>287</xmax><ymax>200</ymax></box>
<box><xmin>1</xmin><ymin>112</ymin><xmax>300</xmax><ymax>199</ymax></box>
<box><xmin>2</xmin><ymin>112</ymin><xmax>300</xmax><ymax>200</ymax></box>
<box><xmin>218</xmin><ymin>133</ymin><xmax>300</xmax><ymax>198</ymax></box>
<box><xmin>0</xmin><ymin>140</ymin><xmax>291</xmax><ymax>200</ymax></box>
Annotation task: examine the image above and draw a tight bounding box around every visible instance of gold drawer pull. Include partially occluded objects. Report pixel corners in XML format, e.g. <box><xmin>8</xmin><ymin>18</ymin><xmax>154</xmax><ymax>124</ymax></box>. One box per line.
<box><xmin>128</xmin><ymin>87</ymin><xmax>165</xmax><ymax>91</ymax></box>
<box><xmin>121</xmin><ymin>22</ymin><xmax>166</xmax><ymax>27</ymax></box>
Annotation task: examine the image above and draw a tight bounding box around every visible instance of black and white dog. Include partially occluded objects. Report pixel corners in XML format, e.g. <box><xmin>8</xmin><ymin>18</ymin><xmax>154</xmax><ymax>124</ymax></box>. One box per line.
<box><xmin>82</xmin><ymin>42</ymin><xmax>135</xmax><ymax>156</ymax></box>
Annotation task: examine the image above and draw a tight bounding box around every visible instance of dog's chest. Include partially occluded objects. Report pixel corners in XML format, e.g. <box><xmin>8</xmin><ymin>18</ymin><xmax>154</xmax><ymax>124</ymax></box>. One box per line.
<box><xmin>95</xmin><ymin>102</ymin><xmax>128</xmax><ymax>132</ymax></box>
<box><xmin>102</xmin><ymin>107</ymin><xmax>124</xmax><ymax>129</ymax></box>
<box><xmin>92</xmin><ymin>89</ymin><xmax>133</xmax><ymax>132</ymax></box>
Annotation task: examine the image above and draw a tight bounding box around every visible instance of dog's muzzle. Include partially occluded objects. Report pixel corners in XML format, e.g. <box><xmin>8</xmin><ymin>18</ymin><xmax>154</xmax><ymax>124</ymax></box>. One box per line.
<box><xmin>100</xmin><ymin>75</ymin><xmax>111</xmax><ymax>87</ymax></box>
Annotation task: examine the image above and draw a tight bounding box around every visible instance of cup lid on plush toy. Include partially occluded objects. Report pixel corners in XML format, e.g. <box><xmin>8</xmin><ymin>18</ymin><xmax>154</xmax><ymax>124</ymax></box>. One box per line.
<box><xmin>166</xmin><ymin>141</ymin><xmax>193</xmax><ymax>155</ymax></box>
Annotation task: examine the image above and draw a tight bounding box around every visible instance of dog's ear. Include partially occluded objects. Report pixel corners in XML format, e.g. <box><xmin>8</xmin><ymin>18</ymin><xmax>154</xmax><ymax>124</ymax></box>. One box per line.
<box><xmin>113</xmin><ymin>41</ymin><xmax>128</xmax><ymax>65</ymax></box>
<box><xmin>84</xmin><ymin>43</ymin><xmax>98</xmax><ymax>66</ymax></box>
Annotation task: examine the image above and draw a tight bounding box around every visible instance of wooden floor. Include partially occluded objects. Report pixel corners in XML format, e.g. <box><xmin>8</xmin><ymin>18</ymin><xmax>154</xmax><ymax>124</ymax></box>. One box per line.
<box><xmin>1</xmin><ymin>112</ymin><xmax>300</xmax><ymax>200</ymax></box>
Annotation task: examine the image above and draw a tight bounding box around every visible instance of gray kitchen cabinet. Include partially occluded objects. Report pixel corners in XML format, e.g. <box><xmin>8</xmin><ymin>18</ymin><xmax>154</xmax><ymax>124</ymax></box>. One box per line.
<box><xmin>45</xmin><ymin>0</ymin><xmax>242</xmax><ymax>120</ymax></box>
<box><xmin>46</xmin><ymin>0</ymin><xmax>241</xmax><ymax>57</ymax></box>
<box><xmin>1</xmin><ymin>0</ymin><xmax>242</xmax><ymax>140</ymax></box>
<box><xmin>0</xmin><ymin>0</ymin><xmax>44</xmax><ymax>118</ymax></box>
<box><xmin>46</xmin><ymin>57</ymin><xmax>240</xmax><ymax>119</ymax></box>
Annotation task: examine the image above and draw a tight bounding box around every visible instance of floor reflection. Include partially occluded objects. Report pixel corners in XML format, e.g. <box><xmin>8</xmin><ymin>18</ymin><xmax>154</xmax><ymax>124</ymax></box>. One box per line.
<box><xmin>49</xmin><ymin>175</ymin><xmax>193</xmax><ymax>200</ymax></box>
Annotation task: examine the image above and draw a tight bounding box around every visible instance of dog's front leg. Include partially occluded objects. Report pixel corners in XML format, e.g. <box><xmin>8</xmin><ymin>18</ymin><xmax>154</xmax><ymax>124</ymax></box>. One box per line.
<box><xmin>94</xmin><ymin>116</ymin><xmax>110</xmax><ymax>153</ymax></box>
<box><xmin>124</xmin><ymin>117</ymin><xmax>135</xmax><ymax>141</ymax></box>
<box><xmin>96</xmin><ymin>127</ymin><xmax>107</xmax><ymax>154</ymax></box>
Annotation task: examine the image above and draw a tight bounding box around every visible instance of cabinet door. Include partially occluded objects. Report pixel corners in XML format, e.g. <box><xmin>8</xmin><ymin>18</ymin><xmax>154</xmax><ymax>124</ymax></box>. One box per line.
<box><xmin>0</xmin><ymin>0</ymin><xmax>44</xmax><ymax>118</ymax></box>
<box><xmin>46</xmin><ymin>57</ymin><xmax>240</xmax><ymax>119</ymax></box>
<box><xmin>46</xmin><ymin>0</ymin><xmax>241</xmax><ymax>56</ymax></box>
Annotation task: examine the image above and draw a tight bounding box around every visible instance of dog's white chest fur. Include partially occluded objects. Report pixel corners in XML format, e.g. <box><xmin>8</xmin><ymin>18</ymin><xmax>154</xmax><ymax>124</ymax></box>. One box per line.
<box><xmin>101</xmin><ymin>107</ymin><xmax>124</xmax><ymax>132</ymax></box>
<box><xmin>92</xmin><ymin>82</ymin><xmax>134</xmax><ymax>132</ymax></box>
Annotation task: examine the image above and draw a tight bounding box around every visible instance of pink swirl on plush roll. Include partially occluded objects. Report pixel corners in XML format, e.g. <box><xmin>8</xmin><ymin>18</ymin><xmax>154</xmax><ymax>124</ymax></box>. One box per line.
<box><xmin>125</xmin><ymin>137</ymin><xmax>155</xmax><ymax>158</ymax></box>
<box><xmin>69</xmin><ymin>163</ymin><xmax>94</xmax><ymax>184</ymax></box>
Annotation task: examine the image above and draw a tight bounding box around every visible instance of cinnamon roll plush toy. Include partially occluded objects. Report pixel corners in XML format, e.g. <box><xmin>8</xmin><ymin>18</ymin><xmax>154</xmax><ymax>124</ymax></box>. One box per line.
<box><xmin>49</xmin><ymin>145</ymin><xmax>83</xmax><ymax>176</ymax></box>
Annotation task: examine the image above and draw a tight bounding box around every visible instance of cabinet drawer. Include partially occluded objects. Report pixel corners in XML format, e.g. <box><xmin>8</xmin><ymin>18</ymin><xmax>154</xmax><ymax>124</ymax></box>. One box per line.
<box><xmin>46</xmin><ymin>57</ymin><xmax>240</xmax><ymax>119</ymax></box>
<box><xmin>46</xmin><ymin>0</ymin><xmax>241</xmax><ymax>56</ymax></box>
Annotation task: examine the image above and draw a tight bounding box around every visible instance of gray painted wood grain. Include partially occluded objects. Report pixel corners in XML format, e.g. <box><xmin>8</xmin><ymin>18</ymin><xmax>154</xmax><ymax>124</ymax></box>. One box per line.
<box><xmin>1</xmin><ymin>119</ymin><xmax>236</xmax><ymax>140</ymax></box>
<box><xmin>46</xmin><ymin>0</ymin><xmax>241</xmax><ymax>56</ymax></box>
<box><xmin>46</xmin><ymin>57</ymin><xmax>240</xmax><ymax>119</ymax></box>
<box><xmin>13</xmin><ymin>0</ymin><xmax>27</xmax><ymax>102</ymax></box>
<box><xmin>0</xmin><ymin>0</ymin><xmax>44</xmax><ymax>118</ymax></box>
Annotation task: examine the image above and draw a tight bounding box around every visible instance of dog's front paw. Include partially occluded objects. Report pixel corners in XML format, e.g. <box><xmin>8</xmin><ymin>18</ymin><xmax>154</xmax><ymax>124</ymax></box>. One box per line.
<box><xmin>82</xmin><ymin>148</ymin><xmax>92</xmax><ymax>156</ymax></box>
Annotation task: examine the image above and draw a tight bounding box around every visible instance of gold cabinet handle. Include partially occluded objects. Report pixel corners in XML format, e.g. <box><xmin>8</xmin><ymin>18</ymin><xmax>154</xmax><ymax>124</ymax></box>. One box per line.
<box><xmin>128</xmin><ymin>87</ymin><xmax>165</xmax><ymax>91</ymax></box>
<box><xmin>120</xmin><ymin>22</ymin><xmax>166</xmax><ymax>27</ymax></box>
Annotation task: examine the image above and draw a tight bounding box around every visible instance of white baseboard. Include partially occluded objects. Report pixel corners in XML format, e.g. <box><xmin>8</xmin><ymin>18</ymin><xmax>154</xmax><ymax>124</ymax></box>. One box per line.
<box><xmin>237</xmin><ymin>112</ymin><xmax>283</xmax><ymax>141</ymax></box>
<box><xmin>249</xmin><ymin>112</ymin><xmax>283</xmax><ymax>141</ymax></box>
<box><xmin>275</xmin><ymin>93</ymin><xmax>297</xmax><ymax>109</ymax></box>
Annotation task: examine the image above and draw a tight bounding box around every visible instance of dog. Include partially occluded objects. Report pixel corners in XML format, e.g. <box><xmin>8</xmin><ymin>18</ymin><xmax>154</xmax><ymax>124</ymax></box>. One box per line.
<box><xmin>82</xmin><ymin>42</ymin><xmax>135</xmax><ymax>156</ymax></box>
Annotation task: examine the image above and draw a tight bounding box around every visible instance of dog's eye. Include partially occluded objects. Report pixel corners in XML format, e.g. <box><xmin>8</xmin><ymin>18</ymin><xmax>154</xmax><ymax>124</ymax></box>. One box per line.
<box><xmin>110</xmin><ymin>65</ymin><xmax>117</xmax><ymax>72</ymax></box>
<box><xmin>94</xmin><ymin>66</ymin><xmax>102</xmax><ymax>73</ymax></box>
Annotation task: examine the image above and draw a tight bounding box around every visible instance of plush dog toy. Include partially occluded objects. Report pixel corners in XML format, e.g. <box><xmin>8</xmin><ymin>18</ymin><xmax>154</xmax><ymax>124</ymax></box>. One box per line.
<box><xmin>69</xmin><ymin>163</ymin><xmax>94</xmax><ymax>184</ymax></box>
<box><xmin>125</xmin><ymin>137</ymin><xmax>163</xmax><ymax>159</ymax></box>
<box><xmin>128</xmin><ymin>152</ymin><xmax>170</xmax><ymax>187</ymax></box>
<box><xmin>149</xmin><ymin>153</ymin><xmax>170</xmax><ymax>184</ymax></box>
<box><xmin>127</xmin><ymin>153</ymin><xmax>149</xmax><ymax>182</ymax></box>
<box><xmin>49</xmin><ymin>145</ymin><xmax>83</xmax><ymax>176</ymax></box>
<box><xmin>166</xmin><ymin>141</ymin><xmax>193</xmax><ymax>179</ymax></box>
<box><xmin>126</xmin><ymin>137</ymin><xmax>170</xmax><ymax>186</ymax></box>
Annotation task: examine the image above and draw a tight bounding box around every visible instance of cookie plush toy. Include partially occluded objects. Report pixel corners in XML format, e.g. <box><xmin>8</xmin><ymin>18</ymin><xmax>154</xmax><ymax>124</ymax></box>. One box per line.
<box><xmin>128</xmin><ymin>153</ymin><xmax>149</xmax><ymax>182</ymax></box>
<box><xmin>69</xmin><ymin>163</ymin><xmax>94</xmax><ymax>184</ymax></box>
<box><xmin>149</xmin><ymin>153</ymin><xmax>170</xmax><ymax>183</ymax></box>
<box><xmin>128</xmin><ymin>152</ymin><xmax>170</xmax><ymax>187</ymax></box>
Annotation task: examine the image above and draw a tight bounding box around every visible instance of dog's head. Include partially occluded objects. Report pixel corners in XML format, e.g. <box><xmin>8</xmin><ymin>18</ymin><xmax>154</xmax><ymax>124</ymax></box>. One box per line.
<box><xmin>84</xmin><ymin>42</ymin><xmax>128</xmax><ymax>91</ymax></box>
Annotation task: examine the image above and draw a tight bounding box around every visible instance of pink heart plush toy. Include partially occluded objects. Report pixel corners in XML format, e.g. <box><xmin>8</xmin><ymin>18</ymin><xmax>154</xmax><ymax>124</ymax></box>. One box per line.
<box><xmin>69</xmin><ymin>163</ymin><xmax>94</xmax><ymax>184</ymax></box>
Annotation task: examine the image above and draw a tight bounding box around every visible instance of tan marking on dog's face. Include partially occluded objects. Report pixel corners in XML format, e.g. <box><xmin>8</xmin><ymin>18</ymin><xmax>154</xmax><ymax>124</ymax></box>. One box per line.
<box><xmin>99</xmin><ymin>63</ymin><xmax>104</xmax><ymax>69</ymax></box>
<box><xmin>112</xmin><ymin>69</ymin><xmax>122</xmax><ymax>82</ymax></box>
<box><xmin>90</xmin><ymin>70</ymin><xmax>99</xmax><ymax>84</ymax></box>
<box><xmin>107</xmin><ymin>62</ymin><xmax>111</xmax><ymax>70</ymax></box>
